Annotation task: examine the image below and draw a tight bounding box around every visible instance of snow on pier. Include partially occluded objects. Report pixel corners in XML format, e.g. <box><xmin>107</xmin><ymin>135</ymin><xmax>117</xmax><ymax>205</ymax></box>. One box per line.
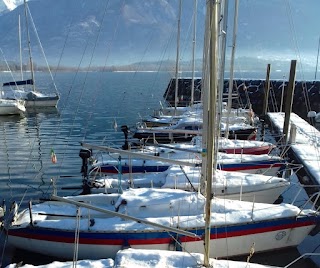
<box><xmin>267</xmin><ymin>112</ymin><xmax>320</xmax><ymax>185</ymax></box>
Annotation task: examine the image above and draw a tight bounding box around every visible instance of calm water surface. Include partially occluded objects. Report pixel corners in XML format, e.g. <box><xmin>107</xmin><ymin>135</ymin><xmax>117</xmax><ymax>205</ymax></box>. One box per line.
<box><xmin>0</xmin><ymin>71</ymin><xmax>319</xmax><ymax>267</ymax></box>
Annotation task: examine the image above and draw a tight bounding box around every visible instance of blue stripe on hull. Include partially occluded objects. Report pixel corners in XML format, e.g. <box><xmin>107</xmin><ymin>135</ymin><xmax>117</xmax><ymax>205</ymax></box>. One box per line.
<box><xmin>98</xmin><ymin>160</ymin><xmax>284</xmax><ymax>174</ymax></box>
<box><xmin>99</xmin><ymin>165</ymin><xmax>170</xmax><ymax>173</ymax></box>
<box><xmin>9</xmin><ymin>215</ymin><xmax>319</xmax><ymax>245</ymax></box>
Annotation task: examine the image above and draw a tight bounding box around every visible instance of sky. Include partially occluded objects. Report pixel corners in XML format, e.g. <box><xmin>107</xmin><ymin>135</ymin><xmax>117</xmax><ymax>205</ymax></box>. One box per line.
<box><xmin>232</xmin><ymin>0</ymin><xmax>320</xmax><ymax>72</ymax></box>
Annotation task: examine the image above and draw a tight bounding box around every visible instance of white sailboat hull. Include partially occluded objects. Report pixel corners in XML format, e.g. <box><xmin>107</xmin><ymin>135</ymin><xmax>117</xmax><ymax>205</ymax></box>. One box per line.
<box><xmin>213</xmin><ymin>184</ymin><xmax>288</xmax><ymax>203</ymax></box>
<box><xmin>186</xmin><ymin>225</ymin><xmax>316</xmax><ymax>258</ymax></box>
<box><xmin>1</xmin><ymin>89</ymin><xmax>59</xmax><ymax>108</ymax></box>
<box><xmin>24</xmin><ymin>91</ymin><xmax>59</xmax><ymax>107</ymax></box>
<box><xmin>25</xmin><ymin>98</ymin><xmax>59</xmax><ymax>108</ymax></box>
<box><xmin>0</xmin><ymin>99</ymin><xmax>25</xmax><ymax>115</ymax></box>
<box><xmin>7</xmin><ymin>222</ymin><xmax>317</xmax><ymax>260</ymax></box>
<box><xmin>6</xmin><ymin>189</ymin><xmax>320</xmax><ymax>260</ymax></box>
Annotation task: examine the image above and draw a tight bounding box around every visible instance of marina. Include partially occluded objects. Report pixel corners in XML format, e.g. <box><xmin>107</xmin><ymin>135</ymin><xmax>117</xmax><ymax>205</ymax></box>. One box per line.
<box><xmin>0</xmin><ymin>0</ymin><xmax>320</xmax><ymax>267</ymax></box>
<box><xmin>0</xmin><ymin>71</ymin><xmax>318</xmax><ymax>268</ymax></box>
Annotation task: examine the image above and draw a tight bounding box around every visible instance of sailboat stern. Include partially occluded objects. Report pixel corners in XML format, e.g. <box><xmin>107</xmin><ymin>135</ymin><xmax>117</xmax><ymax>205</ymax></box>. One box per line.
<box><xmin>25</xmin><ymin>91</ymin><xmax>59</xmax><ymax>107</ymax></box>
<box><xmin>180</xmin><ymin>213</ymin><xmax>320</xmax><ymax>258</ymax></box>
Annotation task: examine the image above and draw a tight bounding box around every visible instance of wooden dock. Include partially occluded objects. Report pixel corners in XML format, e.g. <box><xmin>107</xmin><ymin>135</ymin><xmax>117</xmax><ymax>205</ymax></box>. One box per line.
<box><xmin>267</xmin><ymin>112</ymin><xmax>320</xmax><ymax>188</ymax></box>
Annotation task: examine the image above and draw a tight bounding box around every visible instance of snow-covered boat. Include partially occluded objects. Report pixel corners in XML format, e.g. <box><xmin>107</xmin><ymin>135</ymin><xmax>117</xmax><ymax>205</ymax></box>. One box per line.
<box><xmin>0</xmin><ymin>98</ymin><xmax>25</xmax><ymax>115</ymax></box>
<box><xmin>3</xmin><ymin>188</ymin><xmax>320</xmax><ymax>260</ymax></box>
<box><xmin>88</xmin><ymin>165</ymin><xmax>290</xmax><ymax>204</ymax></box>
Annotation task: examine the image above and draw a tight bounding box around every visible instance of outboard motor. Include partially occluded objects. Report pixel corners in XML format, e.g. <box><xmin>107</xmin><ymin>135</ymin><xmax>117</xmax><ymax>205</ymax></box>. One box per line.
<box><xmin>79</xmin><ymin>148</ymin><xmax>92</xmax><ymax>195</ymax></box>
<box><xmin>121</xmin><ymin>125</ymin><xmax>129</xmax><ymax>150</ymax></box>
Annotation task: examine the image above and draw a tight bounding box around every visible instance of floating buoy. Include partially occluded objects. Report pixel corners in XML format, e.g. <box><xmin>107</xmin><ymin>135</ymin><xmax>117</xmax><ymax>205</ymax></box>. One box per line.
<box><xmin>51</xmin><ymin>149</ymin><xmax>57</xmax><ymax>164</ymax></box>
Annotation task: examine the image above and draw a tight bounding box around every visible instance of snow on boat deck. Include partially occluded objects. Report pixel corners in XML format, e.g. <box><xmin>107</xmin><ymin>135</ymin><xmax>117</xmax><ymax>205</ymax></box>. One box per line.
<box><xmin>267</xmin><ymin>112</ymin><xmax>320</xmax><ymax>185</ymax></box>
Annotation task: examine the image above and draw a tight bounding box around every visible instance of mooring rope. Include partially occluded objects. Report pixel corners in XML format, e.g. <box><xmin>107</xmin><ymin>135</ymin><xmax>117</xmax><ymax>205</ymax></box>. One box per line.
<box><xmin>73</xmin><ymin>207</ymin><xmax>81</xmax><ymax>267</ymax></box>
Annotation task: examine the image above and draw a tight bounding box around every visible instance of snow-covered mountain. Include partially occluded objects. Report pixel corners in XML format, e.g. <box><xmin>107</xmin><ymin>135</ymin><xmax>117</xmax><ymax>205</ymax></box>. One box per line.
<box><xmin>0</xmin><ymin>0</ymin><xmax>206</xmax><ymax>67</ymax></box>
<box><xmin>0</xmin><ymin>0</ymin><xmax>319</xmax><ymax>70</ymax></box>
<box><xmin>0</xmin><ymin>0</ymin><xmax>23</xmax><ymax>13</ymax></box>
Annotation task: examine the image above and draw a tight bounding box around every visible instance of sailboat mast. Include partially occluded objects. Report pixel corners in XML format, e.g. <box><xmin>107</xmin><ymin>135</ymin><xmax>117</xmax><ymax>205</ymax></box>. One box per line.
<box><xmin>315</xmin><ymin>36</ymin><xmax>320</xmax><ymax>80</ymax></box>
<box><xmin>190</xmin><ymin>0</ymin><xmax>197</xmax><ymax>106</ymax></box>
<box><xmin>174</xmin><ymin>0</ymin><xmax>182</xmax><ymax>115</ymax></box>
<box><xmin>203</xmin><ymin>0</ymin><xmax>219</xmax><ymax>266</ymax></box>
<box><xmin>225</xmin><ymin>0</ymin><xmax>239</xmax><ymax>138</ymax></box>
<box><xmin>217</xmin><ymin>0</ymin><xmax>228</xmax><ymax>139</ymax></box>
<box><xmin>24</xmin><ymin>0</ymin><xmax>36</xmax><ymax>92</ymax></box>
<box><xmin>18</xmin><ymin>15</ymin><xmax>23</xmax><ymax>80</ymax></box>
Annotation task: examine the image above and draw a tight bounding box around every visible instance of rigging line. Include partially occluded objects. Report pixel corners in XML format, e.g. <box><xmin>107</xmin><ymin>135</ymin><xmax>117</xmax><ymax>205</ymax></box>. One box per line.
<box><xmin>91</xmin><ymin>0</ymin><xmax>126</xmax><ymax>128</ymax></box>
<box><xmin>26</xmin><ymin>5</ymin><xmax>59</xmax><ymax>95</ymax></box>
<box><xmin>100</xmin><ymin>0</ymin><xmax>126</xmax><ymax>71</ymax></box>
<box><xmin>80</xmin><ymin>0</ymin><xmax>114</xmax><ymax>142</ymax></box>
<box><xmin>179</xmin><ymin>165</ymin><xmax>197</xmax><ymax>192</ymax></box>
<box><xmin>0</xmin><ymin>48</ymin><xmax>24</xmax><ymax>99</ymax></box>
<box><xmin>315</xmin><ymin>36</ymin><xmax>320</xmax><ymax>80</ymax></box>
<box><xmin>48</xmin><ymin>1</ymin><xmax>112</xmax><ymax>173</ymax></box>
<box><xmin>0</xmin><ymin>122</ymin><xmax>36</xmax><ymax>209</ymax></box>
<box><xmin>152</xmin><ymin>18</ymin><xmax>178</xmax><ymax>103</ymax></box>
<box><xmin>0</xmin><ymin>189</ymin><xmax>28</xmax><ymax>253</ymax></box>
<box><xmin>51</xmin><ymin>8</ymin><xmax>75</xmax><ymax>80</ymax></box>
<box><xmin>46</xmin><ymin>6</ymin><xmax>77</xmax><ymax>122</ymax></box>
<box><xmin>233</xmin><ymin>80</ymin><xmax>244</xmax><ymax>108</ymax></box>
<box><xmin>49</xmin><ymin>32</ymin><xmax>96</xmax><ymax>172</ymax></box>
<box><xmin>144</xmin><ymin>3</ymin><xmax>182</xmax><ymax>111</ymax></box>
<box><xmin>128</xmin><ymin>27</ymin><xmax>159</xmax><ymax>75</ymax></box>
<box><xmin>0</xmin><ymin>108</ymin><xmax>43</xmax><ymax>196</ymax></box>
<box><xmin>73</xmin><ymin>207</ymin><xmax>81</xmax><ymax>266</ymax></box>
<box><xmin>20</xmin><ymin>118</ymin><xmax>43</xmax><ymax>182</ymax></box>
<box><xmin>284</xmin><ymin>0</ymin><xmax>312</xmax><ymax>113</ymax></box>
<box><xmin>162</xmin><ymin>29</ymin><xmax>186</xmax><ymax>103</ymax></box>
<box><xmin>121</xmin><ymin>15</ymin><xmax>178</xmax><ymax>119</ymax></box>
<box><xmin>0</xmin><ymin>230</ymin><xmax>9</xmax><ymax>267</ymax></box>
<box><xmin>179</xmin><ymin>5</ymin><xmax>195</xmax><ymax>67</ymax></box>
<box><xmin>1</xmin><ymin>122</ymin><xmax>13</xmax><ymax>201</ymax></box>
<box><xmin>270</xmin><ymin>84</ymin><xmax>279</xmax><ymax>112</ymax></box>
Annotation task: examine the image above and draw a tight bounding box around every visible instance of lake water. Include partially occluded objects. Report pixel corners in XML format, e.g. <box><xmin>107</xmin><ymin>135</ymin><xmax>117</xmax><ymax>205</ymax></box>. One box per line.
<box><xmin>0</xmin><ymin>71</ymin><xmax>319</xmax><ymax>267</ymax></box>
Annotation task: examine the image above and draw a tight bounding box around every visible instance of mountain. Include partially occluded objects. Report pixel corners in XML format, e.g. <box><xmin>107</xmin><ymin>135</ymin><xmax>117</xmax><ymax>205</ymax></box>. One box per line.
<box><xmin>0</xmin><ymin>0</ymin><xmax>206</xmax><ymax>67</ymax></box>
<box><xmin>0</xmin><ymin>0</ymin><xmax>22</xmax><ymax>13</ymax></box>
<box><xmin>0</xmin><ymin>0</ymin><xmax>319</xmax><ymax>72</ymax></box>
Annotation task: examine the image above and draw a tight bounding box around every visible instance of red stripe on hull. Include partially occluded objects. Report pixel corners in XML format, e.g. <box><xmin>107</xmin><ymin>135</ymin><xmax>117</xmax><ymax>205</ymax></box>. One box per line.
<box><xmin>9</xmin><ymin>220</ymin><xmax>315</xmax><ymax>246</ymax></box>
<box><xmin>223</xmin><ymin>146</ymin><xmax>274</xmax><ymax>155</ymax></box>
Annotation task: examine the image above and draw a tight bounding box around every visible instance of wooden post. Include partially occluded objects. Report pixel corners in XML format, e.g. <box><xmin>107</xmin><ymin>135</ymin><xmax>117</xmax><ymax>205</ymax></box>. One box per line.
<box><xmin>289</xmin><ymin>123</ymin><xmax>297</xmax><ymax>144</ymax></box>
<box><xmin>262</xmin><ymin>64</ymin><xmax>271</xmax><ymax>117</ymax></box>
<box><xmin>283</xmin><ymin>60</ymin><xmax>297</xmax><ymax>143</ymax></box>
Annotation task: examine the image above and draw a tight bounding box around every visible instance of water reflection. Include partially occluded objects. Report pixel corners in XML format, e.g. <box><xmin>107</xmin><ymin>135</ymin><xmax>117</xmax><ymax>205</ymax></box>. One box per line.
<box><xmin>0</xmin><ymin>107</ymin><xmax>62</xmax><ymax>207</ymax></box>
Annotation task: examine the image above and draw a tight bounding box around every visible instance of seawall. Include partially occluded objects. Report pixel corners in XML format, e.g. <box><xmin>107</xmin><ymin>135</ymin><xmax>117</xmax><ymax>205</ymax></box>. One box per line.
<box><xmin>163</xmin><ymin>78</ymin><xmax>320</xmax><ymax>122</ymax></box>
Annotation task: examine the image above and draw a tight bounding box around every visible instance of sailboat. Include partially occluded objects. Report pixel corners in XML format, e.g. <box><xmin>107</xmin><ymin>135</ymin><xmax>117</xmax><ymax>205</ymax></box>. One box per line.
<box><xmin>87</xmin><ymin>144</ymin><xmax>285</xmax><ymax>177</ymax></box>
<box><xmin>0</xmin><ymin>97</ymin><xmax>25</xmax><ymax>115</ymax></box>
<box><xmin>86</xmin><ymin>164</ymin><xmax>291</xmax><ymax>204</ymax></box>
<box><xmin>132</xmin><ymin>114</ymin><xmax>257</xmax><ymax>143</ymax></box>
<box><xmin>2</xmin><ymin>185</ymin><xmax>320</xmax><ymax>260</ymax></box>
<box><xmin>2</xmin><ymin>0</ymin><xmax>59</xmax><ymax>108</ymax></box>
